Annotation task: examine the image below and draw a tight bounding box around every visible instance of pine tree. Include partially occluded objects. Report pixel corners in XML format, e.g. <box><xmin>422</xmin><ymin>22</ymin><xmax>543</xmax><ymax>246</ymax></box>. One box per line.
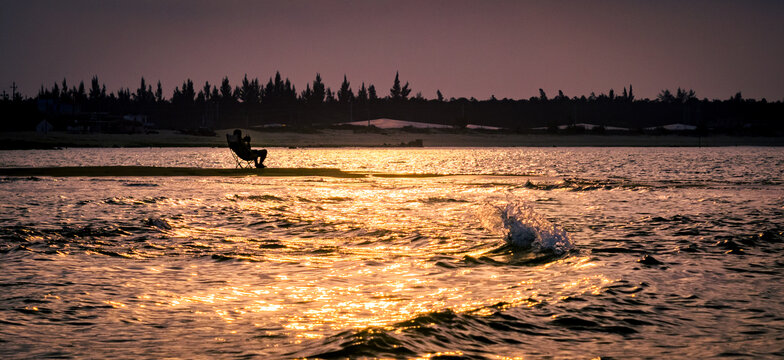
<box><xmin>436</xmin><ymin>90</ymin><xmax>444</xmax><ymax>102</ymax></box>
<box><xmin>76</xmin><ymin>81</ymin><xmax>87</xmax><ymax>104</ymax></box>
<box><xmin>89</xmin><ymin>76</ymin><xmax>102</xmax><ymax>101</ymax></box>
<box><xmin>284</xmin><ymin>78</ymin><xmax>296</xmax><ymax>101</ymax></box>
<box><xmin>183</xmin><ymin>79</ymin><xmax>195</xmax><ymax>102</ymax></box>
<box><xmin>311</xmin><ymin>73</ymin><xmax>325</xmax><ymax>104</ymax></box>
<box><xmin>368</xmin><ymin>84</ymin><xmax>377</xmax><ymax>100</ymax></box>
<box><xmin>134</xmin><ymin>77</ymin><xmax>154</xmax><ymax>104</ymax></box>
<box><xmin>239</xmin><ymin>75</ymin><xmax>260</xmax><ymax>103</ymax></box>
<box><xmin>301</xmin><ymin>83</ymin><xmax>313</xmax><ymax>102</ymax></box>
<box><xmin>390</xmin><ymin>72</ymin><xmax>402</xmax><ymax>99</ymax></box>
<box><xmin>356</xmin><ymin>82</ymin><xmax>368</xmax><ymax>102</ymax></box>
<box><xmin>61</xmin><ymin>78</ymin><xmax>70</xmax><ymax>102</ymax></box>
<box><xmin>657</xmin><ymin>89</ymin><xmax>674</xmax><ymax>103</ymax></box>
<box><xmin>220</xmin><ymin>77</ymin><xmax>235</xmax><ymax>102</ymax></box>
<box><xmin>401</xmin><ymin>81</ymin><xmax>411</xmax><ymax>100</ymax></box>
<box><xmin>202</xmin><ymin>81</ymin><xmax>211</xmax><ymax>102</ymax></box>
<box><xmin>155</xmin><ymin>81</ymin><xmax>164</xmax><ymax>103</ymax></box>
<box><xmin>325</xmin><ymin>88</ymin><xmax>336</xmax><ymax>103</ymax></box>
<box><xmin>338</xmin><ymin>75</ymin><xmax>354</xmax><ymax>103</ymax></box>
<box><xmin>51</xmin><ymin>82</ymin><xmax>60</xmax><ymax>100</ymax></box>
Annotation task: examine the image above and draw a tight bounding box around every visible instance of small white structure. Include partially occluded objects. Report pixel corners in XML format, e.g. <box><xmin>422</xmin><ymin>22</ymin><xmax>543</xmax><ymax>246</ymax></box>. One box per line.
<box><xmin>36</xmin><ymin>120</ymin><xmax>54</xmax><ymax>134</ymax></box>
<box><xmin>337</xmin><ymin>118</ymin><xmax>453</xmax><ymax>129</ymax></box>
<box><xmin>532</xmin><ymin>123</ymin><xmax>629</xmax><ymax>131</ymax></box>
<box><xmin>558</xmin><ymin>123</ymin><xmax>629</xmax><ymax>131</ymax></box>
<box><xmin>123</xmin><ymin>114</ymin><xmax>152</xmax><ymax>126</ymax></box>
<box><xmin>466</xmin><ymin>124</ymin><xmax>503</xmax><ymax>130</ymax></box>
<box><xmin>644</xmin><ymin>123</ymin><xmax>697</xmax><ymax>131</ymax></box>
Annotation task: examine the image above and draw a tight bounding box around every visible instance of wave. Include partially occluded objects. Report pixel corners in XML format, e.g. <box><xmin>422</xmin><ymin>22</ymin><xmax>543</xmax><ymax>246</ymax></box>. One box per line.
<box><xmin>298</xmin><ymin>293</ymin><xmax>637</xmax><ymax>359</ymax></box>
<box><xmin>479</xmin><ymin>202</ymin><xmax>573</xmax><ymax>255</ymax></box>
<box><xmin>229</xmin><ymin>194</ymin><xmax>287</xmax><ymax>202</ymax></box>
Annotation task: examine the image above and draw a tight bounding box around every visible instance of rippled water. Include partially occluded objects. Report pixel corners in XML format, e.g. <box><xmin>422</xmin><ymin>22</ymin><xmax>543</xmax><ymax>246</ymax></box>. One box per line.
<box><xmin>1</xmin><ymin>147</ymin><xmax>782</xmax><ymax>358</ymax></box>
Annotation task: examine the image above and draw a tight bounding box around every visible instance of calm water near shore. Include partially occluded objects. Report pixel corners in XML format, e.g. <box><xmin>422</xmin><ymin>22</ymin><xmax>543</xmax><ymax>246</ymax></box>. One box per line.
<box><xmin>1</xmin><ymin>147</ymin><xmax>782</xmax><ymax>358</ymax></box>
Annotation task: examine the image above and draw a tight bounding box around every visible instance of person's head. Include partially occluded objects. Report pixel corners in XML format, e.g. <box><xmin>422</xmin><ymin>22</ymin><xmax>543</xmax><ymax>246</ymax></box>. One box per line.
<box><xmin>233</xmin><ymin>129</ymin><xmax>242</xmax><ymax>137</ymax></box>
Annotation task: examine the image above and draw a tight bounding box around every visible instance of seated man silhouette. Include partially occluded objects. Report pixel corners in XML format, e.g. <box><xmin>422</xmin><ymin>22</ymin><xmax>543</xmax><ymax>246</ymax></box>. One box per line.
<box><xmin>230</xmin><ymin>129</ymin><xmax>267</xmax><ymax>168</ymax></box>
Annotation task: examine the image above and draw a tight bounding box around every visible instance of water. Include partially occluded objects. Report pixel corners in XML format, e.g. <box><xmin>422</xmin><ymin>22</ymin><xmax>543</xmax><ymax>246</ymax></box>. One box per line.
<box><xmin>1</xmin><ymin>147</ymin><xmax>782</xmax><ymax>358</ymax></box>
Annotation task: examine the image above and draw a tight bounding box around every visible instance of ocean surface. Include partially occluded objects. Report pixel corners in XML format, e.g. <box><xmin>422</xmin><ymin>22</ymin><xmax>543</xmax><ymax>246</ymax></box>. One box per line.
<box><xmin>1</xmin><ymin>147</ymin><xmax>782</xmax><ymax>359</ymax></box>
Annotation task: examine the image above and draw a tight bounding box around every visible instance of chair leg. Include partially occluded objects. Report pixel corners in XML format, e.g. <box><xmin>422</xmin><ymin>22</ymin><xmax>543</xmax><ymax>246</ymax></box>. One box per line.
<box><xmin>229</xmin><ymin>150</ymin><xmax>258</xmax><ymax>169</ymax></box>
<box><xmin>230</xmin><ymin>151</ymin><xmax>245</xmax><ymax>168</ymax></box>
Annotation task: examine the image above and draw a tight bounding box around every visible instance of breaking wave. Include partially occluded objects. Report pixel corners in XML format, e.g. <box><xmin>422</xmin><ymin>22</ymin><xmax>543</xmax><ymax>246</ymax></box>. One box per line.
<box><xmin>480</xmin><ymin>202</ymin><xmax>574</xmax><ymax>255</ymax></box>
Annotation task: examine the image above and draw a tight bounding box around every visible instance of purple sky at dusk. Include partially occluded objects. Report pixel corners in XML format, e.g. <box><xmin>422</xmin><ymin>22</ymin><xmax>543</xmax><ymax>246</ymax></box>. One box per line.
<box><xmin>1</xmin><ymin>0</ymin><xmax>783</xmax><ymax>101</ymax></box>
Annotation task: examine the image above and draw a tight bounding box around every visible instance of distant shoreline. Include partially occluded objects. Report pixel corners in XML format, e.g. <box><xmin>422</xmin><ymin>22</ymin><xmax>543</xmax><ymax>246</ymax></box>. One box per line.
<box><xmin>0</xmin><ymin>129</ymin><xmax>782</xmax><ymax>149</ymax></box>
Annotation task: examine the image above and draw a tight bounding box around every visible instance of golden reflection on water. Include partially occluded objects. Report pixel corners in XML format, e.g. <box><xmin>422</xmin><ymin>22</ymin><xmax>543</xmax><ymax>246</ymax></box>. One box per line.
<box><xmin>91</xmin><ymin>173</ymin><xmax>617</xmax><ymax>346</ymax></box>
<box><xmin>111</xmin><ymin>255</ymin><xmax>613</xmax><ymax>336</ymax></box>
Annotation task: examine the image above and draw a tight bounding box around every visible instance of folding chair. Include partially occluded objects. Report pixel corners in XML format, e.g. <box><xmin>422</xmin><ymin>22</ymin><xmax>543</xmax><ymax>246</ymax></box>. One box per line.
<box><xmin>226</xmin><ymin>131</ymin><xmax>265</xmax><ymax>168</ymax></box>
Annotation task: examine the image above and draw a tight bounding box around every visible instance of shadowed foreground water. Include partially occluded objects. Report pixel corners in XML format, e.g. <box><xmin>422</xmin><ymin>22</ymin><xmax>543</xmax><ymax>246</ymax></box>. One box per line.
<box><xmin>1</xmin><ymin>147</ymin><xmax>782</xmax><ymax>358</ymax></box>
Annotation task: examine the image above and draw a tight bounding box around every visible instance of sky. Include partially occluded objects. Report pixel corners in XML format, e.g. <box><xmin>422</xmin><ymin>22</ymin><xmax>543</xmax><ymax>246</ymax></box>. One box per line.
<box><xmin>1</xmin><ymin>0</ymin><xmax>783</xmax><ymax>101</ymax></box>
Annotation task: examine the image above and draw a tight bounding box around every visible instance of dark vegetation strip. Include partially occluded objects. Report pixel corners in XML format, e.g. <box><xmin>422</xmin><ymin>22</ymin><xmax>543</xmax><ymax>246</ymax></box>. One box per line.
<box><xmin>0</xmin><ymin>166</ymin><xmax>367</xmax><ymax>178</ymax></box>
<box><xmin>3</xmin><ymin>72</ymin><xmax>782</xmax><ymax>136</ymax></box>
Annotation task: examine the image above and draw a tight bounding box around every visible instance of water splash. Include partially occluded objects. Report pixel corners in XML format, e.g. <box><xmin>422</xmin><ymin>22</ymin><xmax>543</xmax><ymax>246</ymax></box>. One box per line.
<box><xmin>480</xmin><ymin>202</ymin><xmax>574</xmax><ymax>255</ymax></box>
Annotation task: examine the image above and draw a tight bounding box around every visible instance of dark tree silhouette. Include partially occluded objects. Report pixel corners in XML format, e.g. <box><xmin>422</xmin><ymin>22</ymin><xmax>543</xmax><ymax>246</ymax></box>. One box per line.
<box><xmin>134</xmin><ymin>78</ymin><xmax>154</xmax><ymax>105</ymax></box>
<box><xmin>89</xmin><ymin>76</ymin><xmax>102</xmax><ymax>101</ymax></box>
<box><xmin>675</xmin><ymin>88</ymin><xmax>696</xmax><ymax>103</ymax></box>
<box><xmin>220</xmin><ymin>77</ymin><xmax>236</xmax><ymax>103</ymax></box>
<box><xmin>311</xmin><ymin>73</ymin><xmax>326</xmax><ymax>104</ymax></box>
<box><xmin>60</xmin><ymin>78</ymin><xmax>70</xmax><ymax>102</ymax></box>
<box><xmin>325</xmin><ymin>88</ymin><xmax>336</xmax><ymax>103</ymax></box>
<box><xmin>338</xmin><ymin>75</ymin><xmax>354</xmax><ymax>103</ymax></box>
<box><xmin>6</xmin><ymin>70</ymin><xmax>782</xmax><ymax>137</ymax></box>
<box><xmin>155</xmin><ymin>81</ymin><xmax>164</xmax><ymax>103</ymax></box>
<box><xmin>238</xmin><ymin>75</ymin><xmax>261</xmax><ymax>104</ymax></box>
<box><xmin>390</xmin><ymin>72</ymin><xmax>401</xmax><ymax>99</ymax></box>
<box><xmin>657</xmin><ymin>89</ymin><xmax>675</xmax><ymax>103</ymax></box>
<box><xmin>356</xmin><ymin>82</ymin><xmax>368</xmax><ymax>103</ymax></box>
<box><xmin>301</xmin><ymin>83</ymin><xmax>313</xmax><ymax>103</ymax></box>
<box><xmin>401</xmin><ymin>81</ymin><xmax>411</xmax><ymax>100</ymax></box>
<box><xmin>202</xmin><ymin>81</ymin><xmax>212</xmax><ymax>102</ymax></box>
<box><xmin>75</xmin><ymin>81</ymin><xmax>87</xmax><ymax>104</ymax></box>
<box><xmin>172</xmin><ymin>79</ymin><xmax>195</xmax><ymax>104</ymax></box>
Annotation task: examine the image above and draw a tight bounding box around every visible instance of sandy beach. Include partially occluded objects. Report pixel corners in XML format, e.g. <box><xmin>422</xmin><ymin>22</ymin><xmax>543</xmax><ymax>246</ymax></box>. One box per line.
<box><xmin>1</xmin><ymin>129</ymin><xmax>782</xmax><ymax>149</ymax></box>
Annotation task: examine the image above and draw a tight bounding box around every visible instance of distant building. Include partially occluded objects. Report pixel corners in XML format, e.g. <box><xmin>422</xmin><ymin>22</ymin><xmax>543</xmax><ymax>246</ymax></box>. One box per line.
<box><xmin>257</xmin><ymin>123</ymin><xmax>287</xmax><ymax>128</ymax></box>
<box><xmin>531</xmin><ymin>123</ymin><xmax>629</xmax><ymax>132</ymax></box>
<box><xmin>644</xmin><ymin>123</ymin><xmax>697</xmax><ymax>131</ymax></box>
<box><xmin>36</xmin><ymin>120</ymin><xmax>54</xmax><ymax>134</ymax></box>
<box><xmin>466</xmin><ymin>124</ymin><xmax>503</xmax><ymax>130</ymax></box>
<box><xmin>66</xmin><ymin>113</ymin><xmax>152</xmax><ymax>134</ymax></box>
<box><xmin>557</xmin><ymin>123</ymin><xmax>629</xmax><ymax>131</ymax></box>
<box><xmin>37</xmin><ymin>99</ymin><xmax>79</xmax><ymax>116</ymax></box>
<box><xmin>337</xmin><ymin>118</ymin><xmax>453</xmax><ymax>129</ymax></box>
<box><xmin>123</xmin><ymin>114</ymin><xmax>153</xmax><ymax>128</ymax></box>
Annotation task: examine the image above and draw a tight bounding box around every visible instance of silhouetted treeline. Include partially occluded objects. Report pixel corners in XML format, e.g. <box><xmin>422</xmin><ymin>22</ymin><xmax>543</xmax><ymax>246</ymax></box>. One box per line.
<box><xmin>2</xmin><ymin>72</ymin><xmax>783</xmax><ymax>135</ymax></box>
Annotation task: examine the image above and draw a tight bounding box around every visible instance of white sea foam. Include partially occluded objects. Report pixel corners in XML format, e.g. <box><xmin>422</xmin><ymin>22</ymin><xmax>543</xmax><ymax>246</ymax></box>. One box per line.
<box><xmin>481</xmin><ymin>202</ymin><xmax>574</xmax><ymax>254</ymax></box>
